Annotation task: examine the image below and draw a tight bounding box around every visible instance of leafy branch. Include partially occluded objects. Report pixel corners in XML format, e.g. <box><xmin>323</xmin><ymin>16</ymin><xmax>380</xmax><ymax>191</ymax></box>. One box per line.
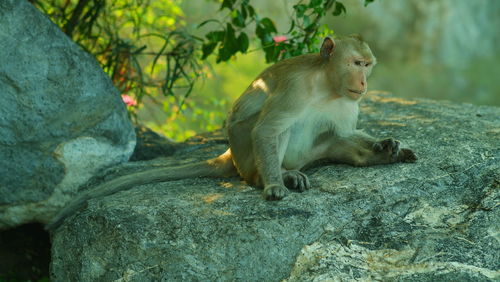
<box><xmin>200</xmin><ymin>0</ymin><xmax>375</xmax><ymax>63</ymax></box>
<box><xmin>31</xmin><ymin>0</ymin><xmax>375</xmax><ymax>127</ymax></box>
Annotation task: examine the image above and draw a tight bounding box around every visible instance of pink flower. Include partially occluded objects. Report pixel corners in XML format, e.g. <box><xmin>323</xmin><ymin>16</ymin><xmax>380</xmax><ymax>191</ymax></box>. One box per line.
<box><xmin>121</xmin><ymin>94</ymin><xmax>137</xmax><ymax>106</ymax></box>
<box><xmin>273</xmin><ymin>35</ymin><xmax>287</xmax><ymax>43</ymax></box>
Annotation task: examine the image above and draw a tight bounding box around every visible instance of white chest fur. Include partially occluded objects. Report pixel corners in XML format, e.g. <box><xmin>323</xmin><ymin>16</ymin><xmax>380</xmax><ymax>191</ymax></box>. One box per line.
<box><xmin>300</xmin><ymin>96</ymin><xmax>359</xmax><ymax>137</ymax></box>
<box><xmin>283</xmin><ymin>97</ymin><xmax>359</xmax><ymax>169</ymax></box>
<box><xmin>323</xmin><ymin>97</ymin><xmax>359</xmax><ymax>136</ymax></box>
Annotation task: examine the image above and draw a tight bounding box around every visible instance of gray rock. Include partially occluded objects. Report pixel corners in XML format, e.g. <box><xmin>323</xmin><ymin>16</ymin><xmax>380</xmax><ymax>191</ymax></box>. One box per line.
<box><xmin>0</xmin><ymin>0</ymin><xmax>136</xmax><ymax>228</ymax></box>
<box><xmin>50</xmin><ymin>92</ymin><xmax>499</xmax><ymax>281</ymax></box>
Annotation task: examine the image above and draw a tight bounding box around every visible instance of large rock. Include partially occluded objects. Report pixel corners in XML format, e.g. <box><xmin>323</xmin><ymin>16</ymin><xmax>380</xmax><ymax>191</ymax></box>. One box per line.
<box><xmin>50</xmin><ymin>92</ymin><xmax>499</xmax><ymax>281</ymax></box>
<box><xmin>0</xmin><ymin>0</ymin><xmax>136</xmax><ymax>229</ymax></box>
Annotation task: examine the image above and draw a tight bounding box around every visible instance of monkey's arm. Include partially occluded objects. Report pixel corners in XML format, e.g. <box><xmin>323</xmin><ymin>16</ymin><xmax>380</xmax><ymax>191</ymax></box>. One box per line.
<box><xmin>251</xmin><ymin>93</ymin><xmax>307</xmax><ymax>200</ymax></box>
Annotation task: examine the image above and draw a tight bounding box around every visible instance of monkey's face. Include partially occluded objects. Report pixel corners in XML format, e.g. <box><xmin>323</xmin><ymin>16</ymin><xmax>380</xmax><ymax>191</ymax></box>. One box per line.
<box><xmin>322</xmin><ymin>37</ymin><xmax>376</xmax><ymax>101</ymax></box>
<box><xmin>340</xmin><ymin>55</ymin><xmax>374</xmax><ymax>100</ymax></box>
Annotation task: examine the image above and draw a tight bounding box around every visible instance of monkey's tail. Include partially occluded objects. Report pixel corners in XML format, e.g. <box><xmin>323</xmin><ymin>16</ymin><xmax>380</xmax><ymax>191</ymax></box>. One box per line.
<box><xmin>45</xmin><ymin>149</ymin><xmax>237</xmax><ymax>231</ymax></box>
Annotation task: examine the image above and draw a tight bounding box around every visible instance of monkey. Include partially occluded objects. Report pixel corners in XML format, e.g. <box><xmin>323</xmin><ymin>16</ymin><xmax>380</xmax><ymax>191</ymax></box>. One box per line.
<box><xmin>46</xmin><ymin>35</ymin><xmax>416</xmax><ymax>231</ymax></box>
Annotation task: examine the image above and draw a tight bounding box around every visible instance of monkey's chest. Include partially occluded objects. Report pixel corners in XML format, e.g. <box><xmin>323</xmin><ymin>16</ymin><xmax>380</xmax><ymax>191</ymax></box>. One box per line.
<box><xmin>282</xmin><ymin>99</ymin><xmax>359</xmax><ymax>169</ymax></box>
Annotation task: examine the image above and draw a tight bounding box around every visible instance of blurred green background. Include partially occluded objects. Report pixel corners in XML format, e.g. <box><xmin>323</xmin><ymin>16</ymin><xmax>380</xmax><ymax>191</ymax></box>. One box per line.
<box><xmin>139</xmin><ymin>0</ymin><xmax>499</xmax><ymax>141</ymax></box>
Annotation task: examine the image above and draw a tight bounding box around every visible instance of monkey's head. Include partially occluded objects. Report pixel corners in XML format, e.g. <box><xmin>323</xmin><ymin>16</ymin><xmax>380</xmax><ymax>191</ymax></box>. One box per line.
<box><xmin>321</xmin><ymin>35</ymin><xmax>376</xmax><ymax>100</ymax></box>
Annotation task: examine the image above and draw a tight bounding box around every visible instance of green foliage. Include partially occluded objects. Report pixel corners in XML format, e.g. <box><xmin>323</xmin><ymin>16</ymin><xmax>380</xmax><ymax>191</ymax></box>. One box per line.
<box><xmin>364</xmin><ymin>0</ymin><xmax>375</xmax><ymax>7</ymax></box>
<box><xmin>32</xmin><ymin>0</ymin><xmax>201</xmax><ymax>121</ymax></box>
<box><xmin>199</xmin><ymin>0</ymin><xmax>375</xmax><ymax>63</ymax></box>
<box><xmin>332</xmin><ymin>2</ymin><xmax>347</xmax><ymax>16</ymax></box>
<box><xmin>200</xmin><ymin>0</ymin><xmax>354</xmax><ymax>63</ymax></box>
<box><xmin>32</xmin><ymin>0</ymin><xmax>375</xmax><ymax>140</ymax></box>
<box><xmin>141</xmin><ymin>51</ymin><xmax>267</xmax><ymax>141</ymax></box>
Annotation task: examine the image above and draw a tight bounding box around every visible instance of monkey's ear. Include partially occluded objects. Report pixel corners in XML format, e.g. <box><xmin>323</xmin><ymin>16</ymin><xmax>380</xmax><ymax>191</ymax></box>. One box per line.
<box><xmin>320</xmin><ymin>37</ymin><xmax>336</xmax><ymax>59</ymax></box>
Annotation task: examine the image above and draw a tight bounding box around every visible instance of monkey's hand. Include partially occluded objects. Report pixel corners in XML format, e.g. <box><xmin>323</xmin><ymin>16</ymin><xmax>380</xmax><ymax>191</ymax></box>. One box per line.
<box><xmin>263</xmin><ymin>184</ymin><xmax>289</xmax><ymax>201</ymax></box>
<box><xmin>282</xmin><ymin>170</ymin><xmax>311</xmax><ymax>192</ymax></box>
<box><xmin>373</xmin><ymin>138</ymin><xmax>417</xmax><ymax>163</ymax></box>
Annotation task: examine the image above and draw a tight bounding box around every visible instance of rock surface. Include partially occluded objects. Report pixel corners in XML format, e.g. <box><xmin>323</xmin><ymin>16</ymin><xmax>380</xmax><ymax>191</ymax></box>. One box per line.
<box><xmin>0</xmin><ymin>0</ymin><xmax>136</xmax><ymax>228</ymax></box>
<box><xmin>50</xmin><ymin>92</ymin><xmax>499</xmax><ymax>281</ymax></box>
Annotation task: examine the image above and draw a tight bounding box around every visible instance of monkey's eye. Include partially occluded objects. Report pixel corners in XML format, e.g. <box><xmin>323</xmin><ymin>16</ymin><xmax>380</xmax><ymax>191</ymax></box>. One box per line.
<box><xmin>354</xmin><ymin>60</ymin><xmax>363</xmax><ymax>66</ymax></box>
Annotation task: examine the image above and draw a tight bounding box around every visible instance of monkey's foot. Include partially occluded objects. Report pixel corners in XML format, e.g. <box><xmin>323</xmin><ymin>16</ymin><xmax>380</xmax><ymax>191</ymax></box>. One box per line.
<box><xmin>282</xmin><ymin>170</ymin><xmax>311</xmax><ymax>192</ymax></box>
<box><xmin>399</xmin><ymin>148</ymin><xmax>418</xmax><ymax>163</ymax></box>
<box><xmin>373</xmin><ymin>138</ymin><xmax>417</xmax><ymax>163</ymax></box>
<box><xmin>263</xmin><ymin>184</ymin><xmax>289</xmax><ymax>201</ymax></box>
<box><xmin>373</xmin><ymin>138</ymin><xmax>400</xmax><ymax>159</ymax></box>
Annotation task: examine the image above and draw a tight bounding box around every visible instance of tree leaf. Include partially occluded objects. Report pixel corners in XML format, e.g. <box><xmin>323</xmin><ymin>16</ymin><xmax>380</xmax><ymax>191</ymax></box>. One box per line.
<box><xmin>314</xmin><ymin>6</ymin><xmax>325</xmax><ymax>15</ymax></box>
<box><xmin>308</xmin><ymin>0</ymin><xmax>322</xmax><ymax>8</ymax></box>
<box><xmin>247</xmin><ymin>5</ymin><xmax>256</xmax><ymax>17</ymax></box>
<box><xmin>220</xmin><ymin>0</ymin><xmax>235</xmax><ymax>11</ymax></box>
<box><xmin>197</xmin><ymin>19</ymin><xmax>220</xmax><ymax>29</ymax></box>
<box><xmin>256</xmin><ymin>24</ymin><xmax>273</xmax><ymax>44</ymax></box>
<box><xmin>205</xmin><ymin>30</ymin><xmax>225</xmax><ymax>42</ymax></box>
<box><xmin>260</xmin><ymin>18</ymin><xmax>277</xmax><ymax>33</ymax></box>
<box><xmin>218</xmin><ymin>23</ymin><xmax>238</xmax><ymax>62</ymax></box>
<box><xmin>201</xmin><ymin>42</ymin><xmax>217</xmax><ymax>59</ymax></box>
<box><xmin>364</xmin><ymin>0</ymin><xmax>375</xmax><ymax>7</ymax></box>
<box><xmin>293</xmin><ymin>4</ymin><xmax>308</xmax><ymax>17</ymax></box>
<box><xmin>264</xmin><ymin>45</ymin><xmax>278</xmax><ymax>63</ymax></box>
<box><xmin>305</xmin><ymin>22</ymin><xmax>318</xmax><ymax>32</ymax></box>
<box><xmin>237</xmin><ymin>33</ymin><xmax>249</xmax><ymax>53</ymax></box>
<box><xmin>240</xmin><ymin>5</ymin><xmax>247</xmax><ymax>20</ymax></box>
<box><xmin>231</xmin><ymin>10</ymin><xmax>246</xmax><ymax>27</ymax></box>
<box><xmin>332</xmin><ymin>2</ymin><xmax>346</xmax><ymax>16</ymax></box>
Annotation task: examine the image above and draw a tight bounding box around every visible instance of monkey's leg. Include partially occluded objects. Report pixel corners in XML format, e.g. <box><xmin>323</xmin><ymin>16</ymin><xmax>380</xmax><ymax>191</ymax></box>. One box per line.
<box><xmin>252</xmin><ymin>132</ymin><xmax>289</xmax><ymax>200</ymax></box>
<box><xmin>326</xmin><ymin>131</ymin><xmax>417</xmax><ymax>166</ymax></box>
<box><xmin>282</xmin><ymin>169</ymin><xmax>311</xmax><ymax>192</ymax></box>
<box><xmin>253</xmin><ymin>115</ymin><xmax>299</xmax><ymax>200</ymax></box>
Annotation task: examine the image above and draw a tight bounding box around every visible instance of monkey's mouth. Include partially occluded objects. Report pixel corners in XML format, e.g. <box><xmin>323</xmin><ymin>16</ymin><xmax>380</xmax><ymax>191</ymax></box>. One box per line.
<box><xmin>348</xmin><ymin>89</ymin><xmax>364</xmax><ymax>95</ymax></box>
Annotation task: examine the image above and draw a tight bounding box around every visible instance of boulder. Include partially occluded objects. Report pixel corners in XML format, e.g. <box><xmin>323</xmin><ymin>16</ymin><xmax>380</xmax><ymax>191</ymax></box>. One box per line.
<box><xmin>0</xmin><ymin>0</ymin><xmax>136</xmax><ymax>229</ymax></box>
<box><xmin>50</xmin><ymin>92</ymin><xmax>499</xmax><ymax>281</ymax></box>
